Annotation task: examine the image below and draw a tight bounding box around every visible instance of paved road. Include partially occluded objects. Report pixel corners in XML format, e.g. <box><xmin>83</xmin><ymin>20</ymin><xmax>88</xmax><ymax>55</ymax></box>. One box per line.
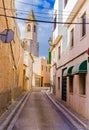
<box><xmin>12</xmin><ymin>88</ymin><xmax>77</xmax><ymax>130</ymax></box>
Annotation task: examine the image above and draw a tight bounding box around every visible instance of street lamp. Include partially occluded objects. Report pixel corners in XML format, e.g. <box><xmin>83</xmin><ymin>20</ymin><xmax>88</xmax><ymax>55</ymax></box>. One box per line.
<box><xmin>48</xmin><ymin>37</ymin><xmax>56</xmax><ymax>47</ymax></box>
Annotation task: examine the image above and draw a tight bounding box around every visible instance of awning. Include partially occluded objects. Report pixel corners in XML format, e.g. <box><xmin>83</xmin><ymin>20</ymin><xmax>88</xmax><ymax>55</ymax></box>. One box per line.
<box><xmin>63</xmin><ymin>69</ymin><xmax>68</xmax><ymax>77</ymax></box>
<box><xmin>63</xmin><ymin>66</ymin><xmax>74</xmax><ymax>77</ymax></box>
<box><xmin>72</xmin><ymin>60</ymin><xmax>87</xmax><ymax>75</ymax></box>
<box><xmin>67</xmin><ymin>66</ymin><xmax>74</xmax><ymax>76</ymax></box>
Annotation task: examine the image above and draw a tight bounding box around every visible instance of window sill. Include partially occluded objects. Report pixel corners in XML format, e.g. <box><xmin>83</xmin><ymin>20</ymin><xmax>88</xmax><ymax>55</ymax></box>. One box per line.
<box><xmin>80</xmin><ymin>34</ymin><xmax>86</xmax><ymax>41</ymax></box>
<box><xmin>79</xmin><ymin>94</ymin><xmax>86</xmax><ymax>98</ymax></box>
<box><xmin>70</xmin><ymin>46</ymin><xmax>74</xmax><ymax>50</ymax></box>
<box><xmin>69</xmin><ymin>92</ymin><xmax>73</xmax><ymax>95</ymax></box>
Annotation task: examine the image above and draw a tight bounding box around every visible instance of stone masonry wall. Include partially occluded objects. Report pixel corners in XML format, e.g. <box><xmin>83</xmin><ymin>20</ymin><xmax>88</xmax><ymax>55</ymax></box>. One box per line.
<box><xmin>0</xmin><ymin>0</ymin><xmax>24</xmax><ymax>115</ymax></box>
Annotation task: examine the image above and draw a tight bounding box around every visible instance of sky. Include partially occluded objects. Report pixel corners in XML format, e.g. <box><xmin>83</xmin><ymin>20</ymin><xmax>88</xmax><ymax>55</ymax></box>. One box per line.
<box><xmin>15</xmin><ymin>0</ymin><xmax>55</xmax><ymax>57</ymax></box>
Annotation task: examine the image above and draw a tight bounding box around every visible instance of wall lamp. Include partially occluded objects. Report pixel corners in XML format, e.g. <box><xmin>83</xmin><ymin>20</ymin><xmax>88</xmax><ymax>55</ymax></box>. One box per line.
<box><xmin>48</xmin><ymin>37</ymin><xmax>56</xmax><ymax>47</ymax></box>
<box><xmin>48</xmin><ymin>37</ymin><xmax>53</xmax><ymax>46</ymax></box>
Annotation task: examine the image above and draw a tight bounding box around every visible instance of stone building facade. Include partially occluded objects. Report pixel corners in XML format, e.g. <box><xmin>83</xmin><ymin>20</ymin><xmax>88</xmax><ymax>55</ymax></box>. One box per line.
<box><xmin>32</xmin><ymin>57</ymin><xmax>50</xmax><ymax>87</ymax></box>
<box><xmin>23</xmin><ymin>10</ymin><xmax>50</xmax><ymax>88</ymax></box>
<box><xmin>23</xmin><ymin>10</ymin><xmax>39</xmax><ymax>57</ymax></box>
<box><xmin>0</xmin><ymin>0</ymin><xmax>24</xmax><ymax>115</ymax></box>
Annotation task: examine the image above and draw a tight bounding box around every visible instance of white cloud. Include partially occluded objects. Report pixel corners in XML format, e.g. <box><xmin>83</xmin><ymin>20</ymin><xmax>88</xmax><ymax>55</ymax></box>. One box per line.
<box><xmin>43</xmin><ymin>1</ymin><xmax>50</xmax><ymax>8</ymax></box>
<box><xmin>15</xmin><ymin>0</ymin><xmax>54</xmax><ymax>56</ymax></box>
<box><xmin>33</xmin><ymin>0</ymin><xmax>42</xmax><ymax>5</ymax></box>
<box><xmin>17</xmin><ymin>21</ymin><xmax>25</xmax><ymax>38</ymax></box>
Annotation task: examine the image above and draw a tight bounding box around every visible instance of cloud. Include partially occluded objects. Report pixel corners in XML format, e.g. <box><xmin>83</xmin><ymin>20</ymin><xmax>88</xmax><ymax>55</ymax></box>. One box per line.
<box><xmin>15</xmin><ymin>0</ymin><xmax>54</xmax><ymax>56</ymax></box>
<box><xmin>17</xmin><ymin>21</ymin><xmax>25</xmax><ymax>38</ymax></box>
<box><xmin>41</xmin><ymin>1</ymin><xmax>50</xmax><ymax>8</ymax></box>
<box><xmin>33</xmin><ymin>0</ymin><xmax>42</xmax><ymax>5</ymax></box>
<box><xmin>38</xmin><ymin>22</ymin><xmax>53</xmax><ymax>56</ymax></box>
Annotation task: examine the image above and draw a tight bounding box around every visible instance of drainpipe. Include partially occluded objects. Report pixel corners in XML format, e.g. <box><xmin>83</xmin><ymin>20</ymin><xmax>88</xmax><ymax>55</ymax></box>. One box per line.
<box><xmin>2</xmin><ymin>0</ymin><xmax>17</xmax><ymax>69</ymax></box>
<box><xmin>2</xmin><ymin>0</ymin><xmax>16</xmax><ymax>102</ymax></box>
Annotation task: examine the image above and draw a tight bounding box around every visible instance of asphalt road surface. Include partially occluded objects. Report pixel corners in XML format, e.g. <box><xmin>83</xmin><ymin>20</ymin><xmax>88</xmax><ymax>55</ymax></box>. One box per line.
<box><xmin>12</xmin><ymin>88</ymin><xmax>77</xmax><ymax>130</ymax></box>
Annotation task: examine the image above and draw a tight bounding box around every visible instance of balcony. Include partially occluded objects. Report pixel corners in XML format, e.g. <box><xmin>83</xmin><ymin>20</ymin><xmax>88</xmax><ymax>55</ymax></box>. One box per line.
<box><xmin>63</xmin><ymin>0</ymin><xmax>86</xmax><ymax>26</ymax></box>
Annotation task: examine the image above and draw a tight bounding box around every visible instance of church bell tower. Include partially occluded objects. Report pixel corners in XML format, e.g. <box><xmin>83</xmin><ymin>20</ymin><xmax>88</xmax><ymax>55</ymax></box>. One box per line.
<box><xmin>24</xmin><ymin>10</ymin><xmax>39</xmax><ymax>57</ymax></box>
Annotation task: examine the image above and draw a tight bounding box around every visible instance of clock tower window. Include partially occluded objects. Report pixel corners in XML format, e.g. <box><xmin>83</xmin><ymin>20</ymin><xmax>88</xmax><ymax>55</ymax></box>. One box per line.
<box><xmin>34</xmin><ymin>25</ymin><xmax>36</xmax><ymax>32</ymax></box>
<box><xmin>27</xmin><ymin>24</ymin><xmax>31</xmax><ymax>32</ymax></box>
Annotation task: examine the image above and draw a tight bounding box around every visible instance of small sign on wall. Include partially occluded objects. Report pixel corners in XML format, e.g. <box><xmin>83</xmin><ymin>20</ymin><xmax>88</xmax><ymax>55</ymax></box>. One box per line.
<box><xmin>87</xmin><ymin>48</ymin><xmax>89</xmax><ymax>55</ymax></box>
<box><xmin>88</xmin><ymin>57</ymin><xmax>89</xmax><ymax>63</ymax></box>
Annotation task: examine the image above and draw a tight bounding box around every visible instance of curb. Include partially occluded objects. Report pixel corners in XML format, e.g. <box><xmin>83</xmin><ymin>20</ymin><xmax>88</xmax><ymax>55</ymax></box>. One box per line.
<box><xmin>0</xmin><ymin>91</ymin><xmax>32</xmax><ymax>130</ymax></box>
<box><xmin>46</xmin><ymin>92</ymin><xmax>88</xmax><ymax>130</ymax></box>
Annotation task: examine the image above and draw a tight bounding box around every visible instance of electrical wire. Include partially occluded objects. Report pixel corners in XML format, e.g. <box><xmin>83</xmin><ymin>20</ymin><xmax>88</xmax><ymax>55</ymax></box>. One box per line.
<box><xmin>0</xmin><ymin>5</ymin><xmax>86</xmax><ymax>19</ymax></box>
<box><xmin>0</xmin><ymin>1</ymin><xmax>88</xmax><ymax>23</ymax></box>
<box><xmin>0</xmin><ymin>6</ymin><xmax>54</xmax><ymax>16</ymax></box>
<box><xmin>0</xmin><ymin>13</ymin><xmax>88</xmax><ymax>25</ymax></box>
<box><xmin>14</xmin><ymin>0</ymin><xmax>87</xmax><ymax>16</ymax></box>
<box><xmin>16</xmin><ymin>12</ymin><xmax>53</xmax><ymax>19</ymax></box>
<box><xmin>0</xmin><ymin>6</ymin><xmax>83</xmax><ymax>22</ymax></box>
<box><xmin>17</xmin><ymin>12</ymin><xmax>81</xmax><ymax>21</ymax></box>
<box><xmin>0</xmin><ymin>0</ymin><xmax>87</xmax><ymax>18</ymax></box>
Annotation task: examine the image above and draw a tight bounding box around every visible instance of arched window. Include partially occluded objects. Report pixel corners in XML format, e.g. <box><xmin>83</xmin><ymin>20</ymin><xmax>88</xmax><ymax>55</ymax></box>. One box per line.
<box><xmin>27</xmin><ymin>24</ymin><xmax>31</xmax><ymax>32</ymax></box>
<box><xmin>34</xmin><ymin>25</ymin><xmax>36</xmax><ymax>32</ymax></box>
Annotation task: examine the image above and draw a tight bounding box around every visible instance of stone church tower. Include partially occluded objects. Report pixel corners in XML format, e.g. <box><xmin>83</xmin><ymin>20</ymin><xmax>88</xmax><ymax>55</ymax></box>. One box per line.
<box><xmin>23</xmin><ymin>10</ymin><xmax>39</xmax><ymax>57</ymax></box>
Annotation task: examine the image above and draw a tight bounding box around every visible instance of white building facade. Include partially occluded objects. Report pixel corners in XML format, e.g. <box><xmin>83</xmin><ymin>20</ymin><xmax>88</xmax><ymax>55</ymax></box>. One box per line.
<box><xmin>51</xmin><ymin>0</ymin><xmax>89</xmax><ymax>120</ymax></box>
<box><xmin>50</xmin><ymin>0</ymin><xmax>67</xmax><ymax>96</ymax></box>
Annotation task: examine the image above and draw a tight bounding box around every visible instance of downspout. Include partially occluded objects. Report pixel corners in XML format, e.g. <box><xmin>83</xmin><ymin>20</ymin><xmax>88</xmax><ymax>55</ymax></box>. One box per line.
<box><xmin>2</xmin><ymin>0</ymin><xmax>16</xmax><ymax>102</ymax></box>
<box><xmin>2</xmin><ymin>0</ymin><xmax>17</xmax><ymax>69</ymax></box>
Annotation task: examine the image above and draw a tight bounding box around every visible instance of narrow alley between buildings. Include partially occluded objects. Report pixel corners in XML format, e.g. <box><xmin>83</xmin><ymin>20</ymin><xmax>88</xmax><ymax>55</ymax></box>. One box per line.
<box><xmin>1</xmin><ymin>0</ymin><xmax>89</xmax><ymax>130</ymax></box>
<box><xmin>9</xmin><ymin>88</ymin><xmax>77</xmax><ymax>130</ymax></box>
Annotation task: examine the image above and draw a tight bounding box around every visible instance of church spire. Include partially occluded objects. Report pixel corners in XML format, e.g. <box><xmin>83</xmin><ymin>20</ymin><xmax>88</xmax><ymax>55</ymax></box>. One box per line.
<box><xmin>28</xmin><ymin>10</ymin><xmax>35</xmax><ymax>20</ymax></box>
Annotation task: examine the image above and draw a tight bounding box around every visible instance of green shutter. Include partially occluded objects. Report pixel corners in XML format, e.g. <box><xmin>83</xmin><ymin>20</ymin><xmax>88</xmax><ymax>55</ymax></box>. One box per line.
<box><xmin>48</xmin><ymin>51</ymin><xmax>51</xmax><ymax>64</ymax></box>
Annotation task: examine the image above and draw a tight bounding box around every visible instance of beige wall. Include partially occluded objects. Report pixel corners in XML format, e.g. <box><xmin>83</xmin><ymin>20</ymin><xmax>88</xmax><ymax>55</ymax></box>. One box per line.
<box><xmin>0</xmin><ymin>0</ymin><xmax>24</xmax><ymax>115</ymax></box>
<box><xmin>23</xmin><ymin>51</ymin><xmax>34</xmax><ymax>90</ymax></box>
<box><xmin>41</xmin><ymin>58</ymin><xmax>50</xmax><ymax>87</ymax></box>
<box><xmin>32</xmin><ymin>56</ymin><xmax>41</xmax><ymax>87</ymax></box>
<box><xmin>32</xmin><ymin>57</ymin><xmax>50</xmax><ymax>87</ymax></box>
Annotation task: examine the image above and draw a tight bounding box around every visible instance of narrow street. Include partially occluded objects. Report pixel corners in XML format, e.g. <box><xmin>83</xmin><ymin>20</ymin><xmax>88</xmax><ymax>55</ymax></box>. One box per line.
<box><xmin>12</xmin><ymin>88</ymin><xmax>77</xmax><ymax>130</ymax></box>
<box><xmin>0</xmin><ymin>1</ymin><xmax>89</xmax><ymax>130</ymax></box>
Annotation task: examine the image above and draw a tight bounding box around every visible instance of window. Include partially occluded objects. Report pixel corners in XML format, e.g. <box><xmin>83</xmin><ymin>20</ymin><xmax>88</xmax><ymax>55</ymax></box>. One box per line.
<box><xmin>58</xmin><ymin>46</ymin><xmax>61</xmax><ymax>59</ymax></box>
<box><xmin>27</xmin><ymin>24</ymin><xmax>31</xmax><ymax>32</ymax></box>
<box><xmin>69</xmin><ymin>76</ymin><xmax>73</xmax><ymax>93</ymax></box>
<box><xmin>49</xmin><ymin>68</ymin><xmax>50</xmax><ymax>72</ymax></box>
<box><xmin>46</xmin><ymin>66</ymin><xmax>47</xmax><ymax>72</ymax></box>
<box><xmin>70</xmin><ymin>28</ymin><xmax>74</xmax><ymax>48</ymax></box>
<box><xmin>53</xmin><ymin>51</ymin><xmax>55</xmax><ymax>59</ymax></box>
<box><xmin>58</xmin><ymin>77</ymin><xmax>60</xmax><ymax>90</ymax></box>
<box><xmin>81</xmin><ymin>13</ymin><xmax>86</xmax><ymax>37</ymax></box>
<box><xmin>64</xmin><ymin>0</ymin><xmax>68</xmax><ymax>7</ymax></box>
<box><xmin>54</xmin><ymin>15</ymin><xmax>57</xmax><ymax>30</ymax></box>
<box><xmin>34</xmin><ymin>25</ymin><xmax>36</xmax><ymax>32</ymax></box>
<box><xmin>79</xmin><ymin>74</ymin><xmax>86</xmax><ymax>95</ymax></box>
<box><xmin>41</xmin><ymin>65</ymin><xmax>43</xmax><ymax>71</ymax></box>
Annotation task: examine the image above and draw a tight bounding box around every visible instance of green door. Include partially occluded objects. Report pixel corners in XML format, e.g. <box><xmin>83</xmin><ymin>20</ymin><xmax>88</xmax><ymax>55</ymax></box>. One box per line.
<box><xmin>62</xmin><ymin>69</ymin><xmax>67</xmax><ymax>101</ymax></box>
